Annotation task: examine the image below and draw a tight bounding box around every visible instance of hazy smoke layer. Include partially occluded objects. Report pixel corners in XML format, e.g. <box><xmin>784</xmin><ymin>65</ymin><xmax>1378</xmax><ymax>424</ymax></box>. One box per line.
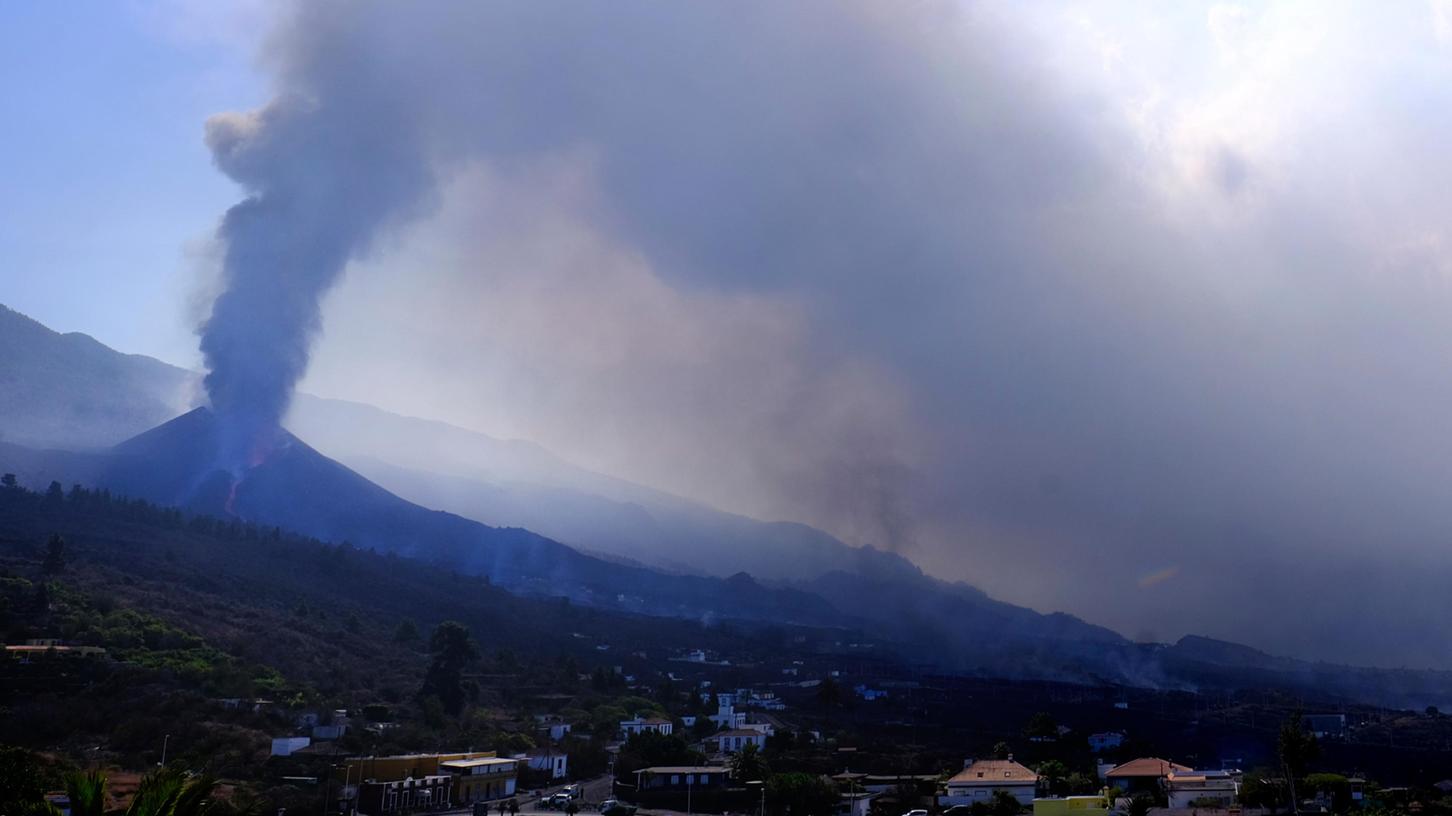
<box><xmin>209</xmin><ymin>1</ymin><xmax>1452</xmax><ymax>666</ymax></box>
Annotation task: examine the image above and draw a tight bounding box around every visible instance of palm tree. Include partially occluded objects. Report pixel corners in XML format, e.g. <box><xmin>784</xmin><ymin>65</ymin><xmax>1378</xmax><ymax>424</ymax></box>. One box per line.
<box><xmin>31</xmin><ymin>768</ymin><xmax>214</xmax><ymax>816</ymax></box>
<box><xmin>64</xmin><ymin>770</ymin><xmax>108</xmax><ymax>816</ymax></box>
<box><xmin>730</xmin><ymin>743</ymin><xmax>769</xmax><ymax>783</ymax></box>
<box><xmin>126</xmin><ymin>769</ymin><xmax>217</xmax><ymax>816</ymax></box>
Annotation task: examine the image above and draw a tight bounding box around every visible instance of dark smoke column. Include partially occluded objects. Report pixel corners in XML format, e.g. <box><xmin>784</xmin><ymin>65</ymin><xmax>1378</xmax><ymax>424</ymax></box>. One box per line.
<box><xmin>197</xmin><ymin>93</ymin><xmax>432</xmax><ymax>473</ymax></box>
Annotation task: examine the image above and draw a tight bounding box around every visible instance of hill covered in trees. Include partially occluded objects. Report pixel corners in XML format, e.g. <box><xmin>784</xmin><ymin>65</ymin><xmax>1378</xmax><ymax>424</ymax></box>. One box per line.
<box><xmin>0</xmin><ymin>475</ymin><xmax>834</xmax><ymax>809</ymax></box>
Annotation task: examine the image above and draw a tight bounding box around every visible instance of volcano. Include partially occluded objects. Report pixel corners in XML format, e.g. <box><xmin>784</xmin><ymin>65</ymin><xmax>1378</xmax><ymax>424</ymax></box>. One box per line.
<box><xmin>104</xmin><ymin>408</ymin><xmax>587</xmax><ymax>579</ymax></box>
<box><xmin>80</xmin><ymin>408</ymin><xmax>845</xmax><ymax>623</ymax></box>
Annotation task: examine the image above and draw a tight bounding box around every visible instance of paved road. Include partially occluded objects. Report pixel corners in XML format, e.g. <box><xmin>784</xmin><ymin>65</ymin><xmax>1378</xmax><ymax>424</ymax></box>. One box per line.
<box><xmin>425</xmin><ymin>775</ymin><xmax>620</xmax><ymax>816</ymax></box>
<box><xmin>517</xmin><ymin>774</ymin><xmax>615</xmax><ymax>813</ymax></box>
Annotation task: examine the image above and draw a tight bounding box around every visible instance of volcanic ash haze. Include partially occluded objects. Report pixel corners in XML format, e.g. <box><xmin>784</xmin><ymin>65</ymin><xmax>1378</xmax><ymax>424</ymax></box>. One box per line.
<box><xmin>178</xmin><ymin>1</ymin><xmax>1452</xmax><ymax>668</ymax></box>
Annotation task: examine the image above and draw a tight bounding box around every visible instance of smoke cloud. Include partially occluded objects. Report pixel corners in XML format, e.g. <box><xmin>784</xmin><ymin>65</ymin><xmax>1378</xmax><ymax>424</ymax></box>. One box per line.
<box><xmin>198</xmin><ymin>81</ymin><xmax>434</xmax><ymax>469</ymax></box>
<box><xmin>202</xmin><ymin>1</ymin><xmax>1452</xmax><ymax>666</ymax></box>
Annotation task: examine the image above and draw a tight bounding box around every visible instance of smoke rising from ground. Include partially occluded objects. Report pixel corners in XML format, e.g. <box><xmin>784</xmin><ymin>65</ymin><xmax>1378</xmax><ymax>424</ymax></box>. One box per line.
<box><xmin>206</xmin><ymin>1</ymin><xmax>1452</xmax><ymax>666</ymax></box>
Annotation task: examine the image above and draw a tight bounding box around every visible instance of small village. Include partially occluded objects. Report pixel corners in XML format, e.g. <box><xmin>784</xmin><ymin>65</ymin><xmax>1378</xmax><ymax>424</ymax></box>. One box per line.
<box><xmin>120</xmin><ymin>654</ymin><xmax>1452</xmax><ymax>816</ymax></box>
<box><xmin>5</xmin><ymin>488</ymin><xmax>1452</xmax><ymax>816</ymax></box>
<box><xmin>240</xmin><ymin>685</ymin><xmax>1417</xmax><ymax>816</ymax></box>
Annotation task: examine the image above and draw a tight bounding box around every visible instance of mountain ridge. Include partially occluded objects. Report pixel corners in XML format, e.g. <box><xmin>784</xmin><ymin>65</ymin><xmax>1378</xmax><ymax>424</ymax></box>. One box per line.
<box><xmin>12</xmin><ymin>302</ymin><xmax>1452</xmax><ymax>705</ymax></box>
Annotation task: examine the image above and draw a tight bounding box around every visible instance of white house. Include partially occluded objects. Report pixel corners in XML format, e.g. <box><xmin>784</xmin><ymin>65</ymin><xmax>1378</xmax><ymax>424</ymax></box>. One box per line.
<box><xmin>271</xmin><ymin>737</ymin><xmax>310</xmax><ymax>757</ymax></box>
<box><xmin>709</xmin><ymin>701</ymin><xmax>746</xmax><ymax>730</ymax></box>
<box><xmin>1166</xmin><ymin>770</ymin><xmax>1239</xmax><ymax>809</ymax></box>
<box><xmin>940</xmin><ymin>759</ymin><xmax>1039</xmax><ymax>807</ymax></box>
<box><xmin>518</xmin><ymin>748</ymin><xmax>569</xmax><ymax>780</ymax></box>
<box><xmin>620</xmin><ymin>716</ymin><xmax>674</xmax><ymax>738</ymax></box>
<box><xmin>714</xmin><ymin>729</ymin><xmax>767</xmax><ymax>754</ymax></box>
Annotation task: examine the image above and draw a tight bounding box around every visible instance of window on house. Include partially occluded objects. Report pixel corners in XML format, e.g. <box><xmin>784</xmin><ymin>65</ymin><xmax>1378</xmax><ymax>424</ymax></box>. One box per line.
<box><xmin>672</xmin><ymin>776</ymin><xmax>681</xmax><ymax>785</ymax></box>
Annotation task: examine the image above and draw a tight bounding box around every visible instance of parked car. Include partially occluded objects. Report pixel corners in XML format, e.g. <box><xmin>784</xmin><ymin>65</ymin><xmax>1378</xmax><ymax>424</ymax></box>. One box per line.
<box><xmin>601</xmin><ymin>800</ymin><xmax>637</xmax><ymax>816</ymax></box>
<box><xmin>902</xmin><ymin>810</ymin><xmax>929</xmax><ymax>816</ymax></box>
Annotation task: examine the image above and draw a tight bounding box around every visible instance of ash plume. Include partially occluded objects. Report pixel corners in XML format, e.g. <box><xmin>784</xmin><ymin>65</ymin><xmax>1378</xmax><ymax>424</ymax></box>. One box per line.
<box><xmin>197</xmin><ymin>90</ymin><xmax>433</xmax><ymax>472</ymax></box>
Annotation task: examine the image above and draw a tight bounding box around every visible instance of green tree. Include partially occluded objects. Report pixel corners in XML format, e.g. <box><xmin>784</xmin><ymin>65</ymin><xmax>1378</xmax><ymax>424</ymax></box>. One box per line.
<box><xmin>1035</xmin><ymin>760</ymin><xmax>1068</xmax><ymax>796</ymax></box>
<box><xmin>1126</xmin><ymin>794</ymin><xmax>1153</xmax><ymax>816</ymax></box>
<box><xmin>989</xmin><ymin>791</ymin><xmax>1024</xmax><ymax>816</ymax></box>
<box><xmin>1024</xmin><ymin>711</ymin><xmax>1057</xmax><ymax>740</ymax></box>
<box><xmin>63</xmin><ymin>770</ymin><xmax>108</xmax><ymax>816</ymax></box>
<box><xmin>971</xmin><ymin>791</ymin><xmax>1024</xmax><ymax>816</ymax></box>
<box><xmin>992</xmin><ymin>742</ymin><xmax>1011</xmax><ymax>760</ymax></box>
<box><xmin>123</xmin><ymin>768</ymin><xmax>216</xmax><ymax>816</ymax></box>
<box><xmin>1239</xmin><ymin>774</ymin><xmax>1284</xmax><ymax>814</ymax></box>
<box><xmin>27</xmin><ymin>768</ymin><xmax>215</xmax><ymax>816</ymax></box>
<box><xmin>1</xmin><ymin>473</ymin><xmax>17</xmax><ymax>489</ymax></box>
<box><xmin>616</xmin><ymin>731</ymin><xmax>704</xmax><ymax>777</ymax></box>
<box><xmin>730</xmin><ymin>742</ymin><xmax>770</xmax><ymax>782</ymax></box>
<box><xmin>1305</xmin><ymin>774</ymin><xmax>1351</xmax><ymax>812</ymax></box>
<box><xmin>816</xmin><ymin>676</ymin><xmax>841</xmax><ymax>707</ymax></box>
<box><xmin>592</xmin><ymin>704</ymin><xmax>629</xmax><ymax>736</ymax></box>
<box><xmin>420</xmin><ymin>620</ymin><xmax>479</xmax><ymax>715</ymax></box>
<box><xmin>1279</xmin><ymin>710</ymin><xmax>1320</xmax><ymax>806</ymax></box>
<box><xmin>0</xmin><ymin>746</ymin><xmax>51</xmax><ymax>816</ymax></box>
<box><xmin>42</xmin><ymin>534</ymin><xmax>66</xmax><ymax>574</ymax></box>
<box><xmin>766</xmin><ymin>773</ymin><xmax>839</xmax><ymax>816</ymax></box>
<box><xmin>393</xmin><ymin>617</ymin><xmax>420</xmax><ymax>643</ymax></box>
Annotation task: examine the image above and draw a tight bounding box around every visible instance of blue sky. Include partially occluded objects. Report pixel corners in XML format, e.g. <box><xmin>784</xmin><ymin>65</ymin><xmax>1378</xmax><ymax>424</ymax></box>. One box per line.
<box><xmin>0</xmin><ymin>2</ymin><xmax>263</xmax><ymax>367</ymax></box>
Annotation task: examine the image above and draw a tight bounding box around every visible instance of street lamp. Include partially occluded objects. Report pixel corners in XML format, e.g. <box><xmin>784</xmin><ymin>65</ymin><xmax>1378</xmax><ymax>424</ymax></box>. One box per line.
<box><xmin>746</xmin><ymin>780</ymin><xmax>765</xmax><ymax>816</ymax></box>
<box><xmin>159</xmin><ymin>735</ymin><xmax>170</xmax><ymax>767</ymax></box>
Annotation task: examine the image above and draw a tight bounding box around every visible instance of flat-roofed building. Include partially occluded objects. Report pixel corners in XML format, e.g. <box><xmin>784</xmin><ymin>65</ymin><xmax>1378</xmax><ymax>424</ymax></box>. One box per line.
<box><xmin>635</xmin><ymin>766</ymin><xmax>731</xmax><ymax>791</ymax></box>
<box><xmin>1165</xmin><ymin>770</ymin><xmax>1238</xmax><ymax>809</ymax></box>
<box><xmin>337</xmin><ymin>751</ymin><xmax>518</xmax><ymax>812</ymax></box>
<box><xmin>441</xmin><ymin>757</ymin><xmax>520</xmax><ymax>804</ymax></box>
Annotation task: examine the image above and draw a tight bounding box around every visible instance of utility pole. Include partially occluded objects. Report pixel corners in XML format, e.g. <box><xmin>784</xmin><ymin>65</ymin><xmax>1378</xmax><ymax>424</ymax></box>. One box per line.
<box><xmin>160</xmin><ymin>734</ymin><xmax>170</xmax><ymax>767</ymax></box>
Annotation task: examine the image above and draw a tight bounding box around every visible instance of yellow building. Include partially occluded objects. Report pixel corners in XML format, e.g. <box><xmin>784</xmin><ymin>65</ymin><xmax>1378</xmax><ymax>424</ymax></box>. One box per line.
<box><xmin>443</xmin><ymin>756</ymin><xmax>522</xmax><ymax>804</ymax></box>
<box><xmin>338</xmin><ymin>751</ymin><xmax>520</xmax><ymax>810</ymax></box>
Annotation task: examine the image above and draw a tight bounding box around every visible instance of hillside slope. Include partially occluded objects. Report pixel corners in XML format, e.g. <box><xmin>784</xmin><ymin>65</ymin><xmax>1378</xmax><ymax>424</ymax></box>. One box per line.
<box><xmin>0</xmin><ymin>302</ymin><xmax>912</xmax><ymax>584</ymax></box>
<box><xmin>0</xmin><ymin>304</ymin><xmax>194</xmax><ymax>449</ymax></box>
<box><xmin>7</xmin><ymin>408</ymin><xmax>849</xmax><ymax>629</ymax></box>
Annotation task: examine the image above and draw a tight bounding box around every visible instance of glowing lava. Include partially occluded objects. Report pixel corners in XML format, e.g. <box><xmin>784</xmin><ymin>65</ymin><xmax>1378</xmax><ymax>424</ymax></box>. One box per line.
<box><xmin>220</xmin><ymin>426</ymin><xmax>282</xmax><ymax>518</ymax></box>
